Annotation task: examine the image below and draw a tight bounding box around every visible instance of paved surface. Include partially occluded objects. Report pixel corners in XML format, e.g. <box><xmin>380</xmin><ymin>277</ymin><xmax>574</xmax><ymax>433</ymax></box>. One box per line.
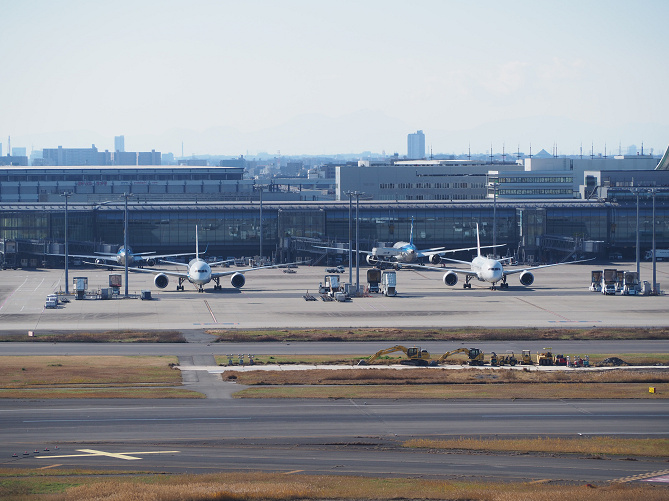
<box><xmin>0</xmin><ymin>261</ymin><xmax>667</xmax><ymax>333</ymax></box>
<box><xmin>2</xmin><ymin>398</ymin><xmax>668</xmax><ymax>482</ymax></box>
<box><xmin>1</xmin><ymin>262</ymin><xmax>668</xmax><ymax>483</ymax></box>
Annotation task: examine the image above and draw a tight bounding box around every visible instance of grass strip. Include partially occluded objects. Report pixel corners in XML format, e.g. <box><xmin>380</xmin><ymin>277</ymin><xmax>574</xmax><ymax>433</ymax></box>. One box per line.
<box><xmin>0</xmin><ymin>331</ymin><xmax>186</xmax><ymax>343</ymax></box>
<box><xmin>0</xmin><ymin>470</ymin><xmax>667</xmax><ymax>501</ymax></box>
<box><xmin>0</xmin><ymin>356</ymin><xmax>181</xmax><ymax>389</ymax></box>
<box><xmin>0</xmin><ymin>388</ymin><xmax>204</xmax><ymax>398</ymax></box>
<box><xmin>234</xmin><ymin>382</ymin><xmax>669</xmax><ymax>399</ymax></box>
<box><xmin>208</xmin><ymin>326</ymin><xmax>669</xmax><ymax>342</ymax></box>
<box><xmin>404</xmin><ymin>436</ymin><xmax>669</xmax><ymax>457</ymax></box>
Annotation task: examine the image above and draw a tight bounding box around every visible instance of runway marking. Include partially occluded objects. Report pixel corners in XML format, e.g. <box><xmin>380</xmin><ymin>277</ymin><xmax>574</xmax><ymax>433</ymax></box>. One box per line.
<box><xmin>283</xmin><ymin>470</ymin><xmax>305</xmax><ymax>475</ymax></box>
<box><xmin>0</xmin><ymin>277</ymin><xmax>28</xmax><ymax>311</ymax></box>
<box><xmin>36</xmin><ymin>449</ymin><xmax>180</xmax><ymax>461</ymax></box>
<box><xmin>37</xmin><ymin>464</ymin><xmax>63</xmax><ymax>469</ymax></box>
<box><xmin>613</xmin><ymin>469</ymin><xmax>669</xmax><ymax>483</ymax></box>
<box><xmin>204</xmin><ymin>300</ymin><xmax>217</xmax><ymax>323</ymax></box>
<box><xmin>514</xmin><ymin>297</ymin><xmax>573</xmax><ymax>321</ymax></box>
<box><xmin>33</xmin><ymin>278</ymin><xmax>45</xmax><ymax>291</ymax></box>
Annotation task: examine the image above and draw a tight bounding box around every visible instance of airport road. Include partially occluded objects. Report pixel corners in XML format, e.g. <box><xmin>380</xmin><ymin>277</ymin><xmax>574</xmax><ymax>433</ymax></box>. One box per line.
<box><xmin>2</xmin><ymin>398</ymin><xmax>669</xmax><ymax>482</ymax></box>
<box><xmin>0</xmin><ymin>262</ymin><xmax>668</xmax><ymax>333</ymax></box>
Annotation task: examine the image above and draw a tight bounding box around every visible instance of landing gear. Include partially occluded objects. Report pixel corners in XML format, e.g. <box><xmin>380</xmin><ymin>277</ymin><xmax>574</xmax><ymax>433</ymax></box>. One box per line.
<box><xmin>177</xmin><ymin>277</ymin><xmax>186</xmax><ymax>291</ymax></box>
<box><xmin>463</xmin><ymin>276</ymin><xmax>473</xmax><ymax>289</ymax></box>
<box><xmin>213</xmin><ymin>277</ymin><xmax>222</xmax><ymax>290</ymax></box>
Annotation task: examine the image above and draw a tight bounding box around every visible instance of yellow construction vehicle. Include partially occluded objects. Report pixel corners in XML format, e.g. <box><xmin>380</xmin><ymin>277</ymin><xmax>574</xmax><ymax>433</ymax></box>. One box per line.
<box><xmin>520</xmin><ymin>349</ymin><xmax>534</xmax><ymax>365</ymax></box>
<box><xmin>536</xmin><ymin>348</ymin><xmax>554</xmax><ymax>366</ymax></box>
<box><xmin>358</xmin><ymin>345</ymin><xmax>432</xmax><ymax>366</ymax></box>
<box><xmin>489</xmin><ymin>351</ymin><xmax>518</xmax><ymax>366</ymax></box>
<box><xmin>435</xmin><ymin>347</ymin><xmax>485</xmax><ymax>366</ymax></box>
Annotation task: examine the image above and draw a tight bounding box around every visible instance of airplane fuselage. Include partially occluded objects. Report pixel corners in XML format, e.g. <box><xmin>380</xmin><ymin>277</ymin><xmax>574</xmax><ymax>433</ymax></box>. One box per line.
<box><xmin>471</xmin><ymin>255</ymin><xmax>504</xmax><ymax>284</ymax></box>
<box><xmin>372</xmin><ymin>242</ymin><xmax>417</xmax><ymax>263</ymax></box>
<box><xmin>186</xmin><ymin>258</ymin><xmax>212</xmax><ymax>286</ymax></box>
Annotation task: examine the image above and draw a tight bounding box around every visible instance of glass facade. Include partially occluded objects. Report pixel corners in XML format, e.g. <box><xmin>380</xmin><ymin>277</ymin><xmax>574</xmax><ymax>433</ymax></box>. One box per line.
<box><xmin>1</xmin><ymin>201</ymin><xmax>668</xmax><ymax>261</ymax></box>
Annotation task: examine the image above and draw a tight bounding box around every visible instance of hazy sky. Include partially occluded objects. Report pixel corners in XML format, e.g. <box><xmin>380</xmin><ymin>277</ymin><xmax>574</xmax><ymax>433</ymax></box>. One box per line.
<box><xmin>2</xmin><ymin>0</ymin><xmax>668</xmax><ymax>156</ymax></box>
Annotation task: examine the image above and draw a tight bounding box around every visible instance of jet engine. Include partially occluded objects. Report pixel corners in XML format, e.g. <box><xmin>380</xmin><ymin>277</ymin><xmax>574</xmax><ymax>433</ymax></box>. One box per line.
<box><xmin>154</xmin><ymin>273</ymin><xmax>169</xmax><ymax>289</ymax></box>
<box><xmin>429</xmin><ymin>254</ymin><xmax>442</xmax><ymax>265</ymax></box>
<box><xmin>443</xmin><ymin>271</ymin><xmax>458</xmax><ymax>286</ymax></box>
<box><xmin>230</xmin><ymin>272</ymin><xmax>246</xmax><ymax>289</ymax></box>
<box><xmin>366</xmin><ymin>255</ymin><xmax>379</xmax><ymax>266</ymax></box>
<box><xmin>519</xmin><ymin>271</ymin><xmax>534</xmax><ymax>286</ymax></box>
<box><xmin>145</xmin><ymin>258</ymin><xmax>156</xmax><ymax>267</ymax></box>
<box><xmin>95</xmin><ymin>258</ymin><xmax>104</xmax><ymax>265</ymax></box>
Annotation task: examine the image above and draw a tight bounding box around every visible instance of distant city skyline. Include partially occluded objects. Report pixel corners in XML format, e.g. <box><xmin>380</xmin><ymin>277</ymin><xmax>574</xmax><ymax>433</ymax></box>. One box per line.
<box><xmin>1</xmin><ymin>0</ymin><xmax>668</xmax><ymax>156</ymax></box>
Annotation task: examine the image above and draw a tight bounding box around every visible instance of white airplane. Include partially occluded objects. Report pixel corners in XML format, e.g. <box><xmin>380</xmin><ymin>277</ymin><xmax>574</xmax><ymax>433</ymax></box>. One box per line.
<box><xmin>58</xmin><ymin>246</ymin><xmax>194</xmax><ymax>268</ymax></box>
<box><xmin>317</xmin><ymin>218</ymin><xmax>502</xmax><ymax>267</ymax></box>
<box><xmin>96</xmin><ymin>227</ymin><xmax>292</xmax><ymax>292</ymax></box>
<box><xmin>412</xmin><ymin>224</ymin><xmax>593</xmax><ymax>289</ymax></box>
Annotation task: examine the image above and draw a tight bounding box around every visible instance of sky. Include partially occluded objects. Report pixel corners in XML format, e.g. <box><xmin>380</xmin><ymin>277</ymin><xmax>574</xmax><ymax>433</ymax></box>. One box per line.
<box><xmin>1</xmin><ymin>0</ymin><xmax>669</xmax><ymax>157</ymax></box>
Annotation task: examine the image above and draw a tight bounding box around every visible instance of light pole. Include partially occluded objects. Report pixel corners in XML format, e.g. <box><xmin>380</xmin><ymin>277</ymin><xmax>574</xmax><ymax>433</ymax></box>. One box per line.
<box><xmin>61</xmin><ymin>192</ymin><xmax>73</xmax><ymax>294</ymax></box>
<box><xmin>122</xmin><ymin>192</ymin><xmax>132</xmax><ymax>297</ymax></box>
<box><xmin>651</xmin><ymin>188</ymin><xmax>657</xmax><ymax>294</ymax></box>
<box><xmin>347</xmin><ymin>192</ymin><xmax>353</xmax><ymax>286</ymax></box>
<box><xmin>259</xmin><ymin>186</ymin><xmax>263</xmax><ymax>263</ymax></box>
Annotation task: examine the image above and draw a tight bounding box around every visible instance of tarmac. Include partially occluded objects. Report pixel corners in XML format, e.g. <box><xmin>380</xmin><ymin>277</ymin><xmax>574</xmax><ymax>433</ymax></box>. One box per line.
<box><xmin>0</xmin><ymin>260</ymin><xmax>667</xmax><ymax>334</ymax></box>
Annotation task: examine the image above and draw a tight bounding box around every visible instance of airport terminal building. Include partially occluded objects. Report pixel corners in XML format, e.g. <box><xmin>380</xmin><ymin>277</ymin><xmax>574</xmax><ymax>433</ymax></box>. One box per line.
<box><xmin>1</xmin><ymin>197</ymin><xmax>668</xmax><ymax>269</ymax></box>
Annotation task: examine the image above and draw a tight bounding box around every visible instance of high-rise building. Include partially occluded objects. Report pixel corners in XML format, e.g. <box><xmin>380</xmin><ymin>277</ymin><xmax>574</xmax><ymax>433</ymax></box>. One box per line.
<box><xmin>12</xmin><ymin>147</ymin><xmax>27</xmax><ymax>157</ymax></box>
<box><xmin>407</xmin><ymin>130</ymin><xmax>425</xmax><ymax>159</ymax></box>
<box><xmin>115</xmin><ymin>135</ymin><xmax>125</xmax><ymax>152</ymax></box>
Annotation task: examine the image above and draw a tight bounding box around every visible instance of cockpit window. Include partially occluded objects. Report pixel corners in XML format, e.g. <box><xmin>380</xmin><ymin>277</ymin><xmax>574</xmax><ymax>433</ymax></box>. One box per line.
<box><xmin>198</xmin><ymin>268</ymin><xmax>208</xmax><ymax>273</ymax></box>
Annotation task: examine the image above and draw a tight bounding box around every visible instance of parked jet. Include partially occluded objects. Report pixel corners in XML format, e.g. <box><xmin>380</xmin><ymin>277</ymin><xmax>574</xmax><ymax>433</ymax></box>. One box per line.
<box><xmin>96</xmin><ymin>227</ymin><xmax>291</xmax><ymax>292</ymax></box>
<box><xmin>411</xmin><ymin>224</ymin><xmax>593</xmax><ymax>289</ymax></box>
<box><xmin>58</xmin><ymin>246</ymin><xmax>194</xmax><ymax>268</ymax></box>
<box><xmin>317</xmin><ymin>218</ymin><xmax>502</xmax><ymax>266</ymax></box>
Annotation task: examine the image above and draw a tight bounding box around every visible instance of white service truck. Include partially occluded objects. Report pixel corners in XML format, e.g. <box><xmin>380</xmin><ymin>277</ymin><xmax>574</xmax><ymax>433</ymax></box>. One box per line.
<box><xmin>381</xmin><ymin>270</ymin><xmax>397</xmax><ymax>296</ymax></box>
<box><xmin>645</xmin><ymin>249</ymin><xmax>669</xmax><ymax>261</ymax></box>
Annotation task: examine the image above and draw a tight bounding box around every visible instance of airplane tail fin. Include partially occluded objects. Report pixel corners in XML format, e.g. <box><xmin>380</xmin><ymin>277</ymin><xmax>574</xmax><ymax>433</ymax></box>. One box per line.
<box><xmin>410</xmin><ymin>217</ymin><xmax>414</xmax><ymax>246</ymax></box>
<box><xmin>195</xmin><ymin>226</ymin><xmax>199</xmax><ymax>259</ymax></box>
<box><xmin>476</xmin><ymin>223</ymin><xmax>482</xmax><ymax>257</ymax></box>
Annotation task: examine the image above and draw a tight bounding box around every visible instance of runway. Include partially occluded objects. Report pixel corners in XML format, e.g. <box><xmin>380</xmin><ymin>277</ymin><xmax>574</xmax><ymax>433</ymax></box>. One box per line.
<box><xmin>2</xmin><ymin>398</ymin><xmax>668</xmax><ymax>482</ymax></box>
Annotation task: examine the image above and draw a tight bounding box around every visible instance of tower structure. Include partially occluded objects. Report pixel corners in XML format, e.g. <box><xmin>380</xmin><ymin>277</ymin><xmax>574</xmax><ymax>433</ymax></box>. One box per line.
<box><xmin>407</xmin><ymin>130</ymin><xmax>425</xmax><ymax>159</ymax></box>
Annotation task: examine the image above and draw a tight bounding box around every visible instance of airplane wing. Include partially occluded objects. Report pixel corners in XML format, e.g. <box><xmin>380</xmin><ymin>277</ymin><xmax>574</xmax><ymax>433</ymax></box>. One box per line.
<box><xmin>404</xmin><ymin>262</ymin><xmax>474</xmax><ymax>275</ymax></box>
<box><xmin>416</xmin><ymin>244</ymin><xmax>504</xmax><ymax>259</ymax></box>
<box><xmin>51</xmin><ymin>252</ymin><xmax>116</xmax><ymax>262</ymax></box>
<box><xmin>502</xmin><ymin>258</ymin><xmax>595</xmax><ymax>276</ymax></box>
<box><xmin>211</xmin><ymin>262</ymin><xmax>300</xmax><ymax>278</ymax></box>
<box><xmin>87</xmin><ymin>261</ymin><xmax>189</xmax><ymax>278</ymax></box>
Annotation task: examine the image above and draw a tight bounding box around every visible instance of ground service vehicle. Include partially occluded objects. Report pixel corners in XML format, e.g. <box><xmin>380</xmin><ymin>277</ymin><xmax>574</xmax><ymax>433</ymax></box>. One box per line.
<box><xmin>645</xmin><ymin>249</ymin><xmax>669</xmax><ymax>261</ymax></box>
<box><xmin>553</xmin><ymin>354</ymin><xmax>568</xmax><ymax>366</ymax></box>
<box><xmin>358</xmin><ymin>345</ymin><xmax>431</xmax><ymax>366</ymax></box>
<box><xmin>44</xmin><ymin>294</ymin><xmax>58</xmax><ymax>309</ymax></box>
<box><xmin>622</xmin><ymin>271</ymin><xmax>639</xmax><ymax>295</ymax></box>
<box><xmin>435</xmin><ymin>347</ymin><xmax>485</xmax><ymax>366</ymax></box>
<box><xmin>536</xmin><ymin>349</ymin><xmax>554</xmax><ymax>366</ymax></box>
<box><xmin>319</xmin><ymin>274</ymin><xmax>342</xmax><ymax>297</ymax></box>
<box><xmin>367</xmin><ymin>268</ymin><xmax>381</xmax><ymax>293</ymax></box>
<box><xmin>520</xmin><ymin>350</ymin><xmax>534</xmax><ymax>365</ymax></box>
<box><xmin>381</xmin><ymin>270</ymin><xmax>397</xmax><ymax>296</ymax></box>
<box><xmin>601</xmin><ymin>268</ymin><xmax>617</xmax><ymax>295</ymax></box>
<box><xmin>489</xmin><ymin>352</ymin><xmax>518</xmax><ymax>366</ymax></box>
<box><xmin>589</xmin><ymin>270</ymin><xmax>602</xmax><ymax>292</ymax></box>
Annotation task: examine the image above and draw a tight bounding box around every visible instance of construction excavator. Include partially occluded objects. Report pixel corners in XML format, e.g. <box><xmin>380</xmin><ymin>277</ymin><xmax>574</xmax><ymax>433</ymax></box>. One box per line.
<box><xmin>357</xmin><ymin>345</ymin><xmax>432</xmax><ymax>366</ymax></box>
<box><xmin>435</xmin><ymin>347</ymin><xmax>485</xmax><ymax>366</ymax></box>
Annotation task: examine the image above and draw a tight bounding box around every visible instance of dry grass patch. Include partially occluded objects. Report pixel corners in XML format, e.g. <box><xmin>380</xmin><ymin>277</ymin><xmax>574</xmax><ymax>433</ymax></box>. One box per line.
<box><xmin>0</xmin><ymin>388</ymin><xmax>203</xmax><ymax>398</ymax></box>
<box><xmin>1</xmin><ymin>471</ymin><xmax>668</xmax><ymax>501</ymax></box>
<box><xmin>235</xmin><ymin>382</ymin><xmax>669</xmax><ymax>399</ymax></box>
<box><xmin>208</xmin><ymin>326</ymin><xmax>669</xmax><ymax>342</ymax></box>
<box><xmin>405</xmin><ymin>436</ymin><xmax>669</xmax><ymax>457</ymax></box>
<box><xmin>2</xmin><ymin>330</ymin><xmax>186</xmax><ymax>343</ymax></box>
<box><xmin>227</xmin><ymin>367</ymin><xmax>669</xmax><ymax>386</ymax></box>
<box><xmin>0</xmin><ymin>356</ymin><xmax>181</xmax><ymax>389</ymax></box>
